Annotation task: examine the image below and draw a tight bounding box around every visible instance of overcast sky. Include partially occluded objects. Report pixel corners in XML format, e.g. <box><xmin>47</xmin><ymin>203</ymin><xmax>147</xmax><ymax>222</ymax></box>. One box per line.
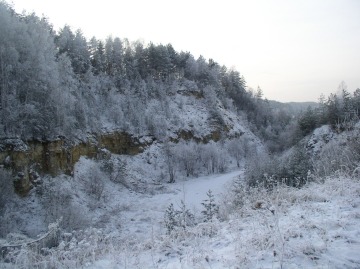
<box><xmin>9</xmin><ymin>0</ymin><xmax>360</xmax><ymax>102</ymax></box>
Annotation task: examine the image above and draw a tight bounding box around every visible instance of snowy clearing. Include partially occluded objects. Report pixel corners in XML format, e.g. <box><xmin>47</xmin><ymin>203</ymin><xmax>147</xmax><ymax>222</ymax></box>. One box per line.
<box><xmin>1</xmin><ymin>168</ymin><xmax>360</xmax><ymax>269</ymax></box>
<box><xmin>108</xmin><ymin>169</ymin><xmax>242</xmax><ymax>241</ymax></box>
<box><xmin>90</xmin><ymin>172</ymin><xmax>360</xmax><ymax>269</ymax></box>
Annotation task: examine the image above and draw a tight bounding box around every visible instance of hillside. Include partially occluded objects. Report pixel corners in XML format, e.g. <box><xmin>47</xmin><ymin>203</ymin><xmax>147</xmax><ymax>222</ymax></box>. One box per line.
<box><xmin>0</xmin><ymin>1</ymin><xmax>275</xmax><ymax>196</ymax></box>
<box><xmin>0</xmin><ymin>0</ymin><xmax>265</xmax><ymax>238</ymax></box>
<box><xmin>1</xmin><ymin>158</ymin><xmax>359</xmax><ymax>268</ymax></box>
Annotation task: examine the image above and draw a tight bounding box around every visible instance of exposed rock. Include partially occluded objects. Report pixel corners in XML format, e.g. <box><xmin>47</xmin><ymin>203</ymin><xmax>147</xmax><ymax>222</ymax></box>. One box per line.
<box><xmin>98</xmin><ymin>132</ymin><xmax>149</xmax><ymax>155</ymax></box>
<box><xmin>0</xmin><ymin>126</ymin><xmax>245</xmax><ymax>195</ymax></box>
<box><xmin>0</xmin><ymin>132</ymin><xmax>154</xmax><ymax>195</ymax></box>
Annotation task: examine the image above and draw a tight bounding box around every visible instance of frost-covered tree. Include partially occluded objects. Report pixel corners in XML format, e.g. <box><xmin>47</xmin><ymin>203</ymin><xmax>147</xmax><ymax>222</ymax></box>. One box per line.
<box><xmin>231</xmin><ymin>176</ymin><xmax>246</xmax><ymax>208</ymax></box>
<box><xmin>227</xmin><ymin>138</ymin><xmax>246</xmax><ymax>167</ymax></box>
<box><xmin>176</xmin><ymin>200</ymin><xmax>195</xmax><ymax>230</ymax></box>
<box><xmin>0</xmin><ymin>168</ymin><xmax>14</xmax><ymax>215</ymax></box>
<box><xmin>133</xmin><ymin>40</ymin><xmax>148</xmax><ymax>79</ymax></box>
<box><xmin>176</xmin><ymin>142</ymin><xmax>199</xmax><ymax>177</ymax></box>
<box><xmin>53</xmin><ymin>54</ymin><xmax>78</xmax><ymax>135</ymax></box>
<box><xmin>298</xmin><ymin>107</ymin><xmax>318</xmax><ymax>136</ymax></box>
<box><xmin>109</xmin><ymin>158</ymin><xmax>128</xmax><ymax>188</ymax></box>
<box><xmin>0</xmin><ymin>4</ymin><xmax>60</xmax><ymax>138</ymax></box>
<box><xmin>56</xmin><ymin>26</ymin><xmax>90</xmax><ymax>74</ymax></box>
<box><xmin>0</xmin><ymin>0</ymin><xmax>318</xmax><ymax>161</ymax></box>
<box><xmin>56</xmin><ymin>25</ymin><xmax>75</xmax><ymax>56</ymax></box>
<box><xmin>201</xmin><ymin>190</ymin><xmax>219</xmax><ymax>222</ymax></box>
<box><xmin>164</xmin><ymin>201</ymin><xmax>195</xmax><ymax>234</ymax></box>
<box><xmin>164</xmin><ymin>142</ymin><xmax>177</xmax><ymax>183</ymax></box>
<box><xmin>77</xmin><ymin>165</ymin><xmax>106</xmax><ymax>201</ymax></box>
<box><xmin>164</xmin><ymin>203</ymin><xmax>177</xmax><ymax>235</ymax></box>
<box><xmin>202</xmin><ymin>143</ymin><xmax>224</xmax><ymax>174</ymax></box>
<box><xmin>111</xmin><ymin>37</ymin><xmax>125</xmax><ymax>88</ymax></box>
<box><xmin>90</xmin><ymin>37</ymin><xmax>106</xmax><ymax>75</ymax></box>
<box><xmin>104</xmin><ymin>36</ymin><xmax>114</xmax><ymax>75</ymax></box>
<box><xmin>72</xmin><ymin>29</ymin><xmax>91</xmax><ymax>75</ymax></box>
<box><xmin>283</xmin><ymin>144</ymin><xmax>312</xmax><ymax>187</ymax></box>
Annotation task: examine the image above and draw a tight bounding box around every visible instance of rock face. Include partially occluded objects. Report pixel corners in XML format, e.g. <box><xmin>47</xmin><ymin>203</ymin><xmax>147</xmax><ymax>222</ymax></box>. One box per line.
<box><xmin>0</xmin><ymin>132</ymin><xmax>153</xmax><ymax>195</ymax></box>
<box><xmin>172</xmin><ymin>129</ymin><xmax>225</xmax><ymax>143</ymax></box>
<box><xmin>0</xmin><ymin>125</ymin><xmax>244</xmax><ymax>195</ymax></box>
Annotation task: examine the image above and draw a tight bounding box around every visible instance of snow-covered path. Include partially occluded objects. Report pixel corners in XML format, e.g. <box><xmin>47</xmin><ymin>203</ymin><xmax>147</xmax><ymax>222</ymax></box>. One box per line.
<box><xmin>69</xmin><ymin>167</ymin><xmax>360</xmax><ymax>269</ymax></box>
<box><xmin>119</xmin><ymin>170</ymin><xmax>242</xmax><ymax>238</ymax></box>
<box><xmin>155</xmin><ymin>169</ymin><xmax>242</xmax><ymax>209</ymax></box>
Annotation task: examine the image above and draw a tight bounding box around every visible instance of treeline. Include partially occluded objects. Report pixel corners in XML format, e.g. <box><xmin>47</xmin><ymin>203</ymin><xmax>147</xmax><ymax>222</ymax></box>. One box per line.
<box><xmin>0</xmin><ymin>2</ymin><xmax>292</xmax><ymax>149</ymax></box>
<box><xmin>262</xmin><ymin>83</ymin><xmax>360</xmax><ymax>152</ymax></box>
<box><xmin>298</xmin><ymin>82</ymin><xmax>360</xmax><ymax>136</ymax></box>
<box><xmin>244</xmin><ymin>84</ymin><xmax>360</xmax><ymax>189</ymax></box>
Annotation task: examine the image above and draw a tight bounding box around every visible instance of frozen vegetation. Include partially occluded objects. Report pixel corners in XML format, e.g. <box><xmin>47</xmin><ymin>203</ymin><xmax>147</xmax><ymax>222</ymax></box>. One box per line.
<box><xmin>0</xmin><ymin>168</ymin><xmax>359</xmax><ymax>268</ymax></box>
<box><xmin>1</xmin><ymin>126</ymin><xmax>360</xmax><ymax>268</ymax></box>
<box><xmin>0</xmin><ymin>1</ymin><xmax>360</xmax><ymax>268</ymax></box>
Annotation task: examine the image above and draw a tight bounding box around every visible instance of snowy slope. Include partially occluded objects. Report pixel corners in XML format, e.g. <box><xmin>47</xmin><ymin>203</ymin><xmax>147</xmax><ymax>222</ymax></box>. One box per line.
<box><xmin>80</xmin><ymin>173</ymin><xmax>359</xmax><ymax>269</ymax></box>
<box><xmin>89</xmin><ymin>176</ymin><xmax>360</xmax><ymax>269</ymax></box>
<box><xmin>2</xmin><ymin>123</ymin><xmax>360</xmax><ymax>268</ymax></box>
<box><xmin>2</xmin><ymin>167</ymin><xmax>359</xmax><ymax>269</ymax></box>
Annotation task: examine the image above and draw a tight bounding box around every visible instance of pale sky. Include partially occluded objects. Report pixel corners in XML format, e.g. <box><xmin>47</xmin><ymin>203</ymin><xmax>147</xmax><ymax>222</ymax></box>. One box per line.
<box><xmin>9</xmin><ymin>0</ymin><xmax>360</xmax><ymax>102</ymax></box>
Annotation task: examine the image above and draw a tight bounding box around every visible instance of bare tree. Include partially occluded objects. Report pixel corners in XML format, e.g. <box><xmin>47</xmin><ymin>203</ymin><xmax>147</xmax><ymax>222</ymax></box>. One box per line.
<box><xmin>38</xmin><ymin>178</ymin><xmax>89</xmax><ymax>231</ymax></box>
<box><xmin>163</xmin><ymin>142</ymin><xmax>177</xmax><ymax>183</ymax></box>
<box><xmin>0</xmin><ymin>168</ymin><xmax>14</xmax><ymax>214</ymax></box>
<box><xmin>176</xmin><ymin>142</ymin><xmax>198</xmax><ymax>177</ymax></box>
<box><xmin>86</xmin><ymin>166</ymin><xmax>105</xmax><ymax>201</ymax></box>
<box><xmin>0</xmin><ymin>168</ymin><xmax>16</xmax><ymax>236</ymax></box>
<box><xmin>227</xmin><ymin>137</ymin><xmax>250</xmax><ymax>168</ymax></box>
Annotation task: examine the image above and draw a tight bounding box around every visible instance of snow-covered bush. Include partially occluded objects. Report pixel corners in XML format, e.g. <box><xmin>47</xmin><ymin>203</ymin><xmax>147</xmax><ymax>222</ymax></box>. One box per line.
<box><xmin>226</xmin><ymin>137</ymin><xmax>248</xmax><ymax>168</ymax></box>
<box><xmin>77</xmin><ymin>163</ymin><xmax>107</xmax><ymax>201</ymax></box>
<box><xmin>245</xmin><ymin>150</ymin><xmax>276</xmax><ymax>187</ymax></box>
<box><xmin>312</xmin><ymin>133</ymin><xmax>360</xmax><ymax>178</ymax></box>
<box><xmin>38</xmin><ymin>177</ymin><xmax>89</xmax><ymax>231</ymax></box>
<box><xmin>245</xmin><ymin>143</ymin><xmax>312</xmax><ymax>188</ymax></box>
<box><xmin>167</xmin><ymin>140</ymin><xmax>234</xmax><ymax>179</ymax></box>
<box><xmin>164</xmin><ymin>200</ymin><xmax>195</xmax><ymax>235</ymax></box>
<box><xmin>103</xmin><ymin>156</ymin><xmax>129</xmax><ymax>187</ymax></box>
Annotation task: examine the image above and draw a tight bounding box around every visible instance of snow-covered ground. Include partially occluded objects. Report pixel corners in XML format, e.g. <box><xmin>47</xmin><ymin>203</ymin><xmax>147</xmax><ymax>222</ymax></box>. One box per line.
<box><xmin>1</xmin><ymin>158</ymin><xmax>359</xmax><ymax>268</ymax></box>
<box><xmin>84</xmin><ymin>172</ymin><xmax>360</xmax><ymax>269</ymax></box>
<box><xmin>117</xmin><ymin>169</ymin><xmax>241</xmax><ymax>239</ymax></box>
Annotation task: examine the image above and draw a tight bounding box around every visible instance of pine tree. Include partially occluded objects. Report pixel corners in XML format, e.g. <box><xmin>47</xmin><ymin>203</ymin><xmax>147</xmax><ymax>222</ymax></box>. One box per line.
<box><xmin>164</xmin><ymin>203</ymin><xmax>177</xmax><ymax>235</ymax></box>
<box><xmin>201</xmin><ymin>190</ymin><xmax>219</xmax><ymax>222</ymax></box>
<box><xmin>287</xmin><ymin>144</ymin><xmax>312</xmax><ymax>187</ymax></box>
<box><xmin>176</xmin><ymin>200</ymin><xmax>194</xmax><ymax>230</ymax></box>
<box><xmin>112</xmin><ymin>37</ymin><xmax>124</xmax><ymax>89</ymax></box>
<box><xmin>72</xmin><ymin>29</ymin><xmax>91</xmax><ymax>75</ymax></box>
<box><xmin>298</xmin><ymin>106</ymin><xmax>317</xmax><ymax>136</ymax></box>
<box><xmin>232</xmin><ymin>177</ymin><xmax>245</xmax><ymax>208</ymax></box>
<box><xmin>90</xmin><ymin>38</ymin><xmax>106</xmax><ymax>75</ymax></box>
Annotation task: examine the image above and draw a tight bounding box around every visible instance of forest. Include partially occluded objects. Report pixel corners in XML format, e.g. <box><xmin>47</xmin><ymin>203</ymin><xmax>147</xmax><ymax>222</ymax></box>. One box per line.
<box><xmin>1</xmin><ymin>1</ymin><xmax>359</xmax><ymax>146</ymax></box>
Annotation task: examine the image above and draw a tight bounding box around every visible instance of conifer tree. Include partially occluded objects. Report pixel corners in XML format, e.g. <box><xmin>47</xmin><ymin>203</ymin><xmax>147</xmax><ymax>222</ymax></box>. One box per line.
<box><xmin>201</xmin><ymin>189</ymin><xmax>219</xmax><ymax>222</ymax></box>
<box><xmin>176</xmin><ymin>200</ymin><xmax>194</xmax><ymax>230</ymax></box>
<box><xmin>164</xmin><ymin>203</ymin><xmax>176</xmax><ymax>235</ymax></box>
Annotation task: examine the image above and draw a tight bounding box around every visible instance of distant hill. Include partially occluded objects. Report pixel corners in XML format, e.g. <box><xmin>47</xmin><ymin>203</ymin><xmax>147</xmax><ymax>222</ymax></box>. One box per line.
<box><xmin>268</xmin><ymin>100</ymin><xmax>319</xmax><ymax>115</ymax></box>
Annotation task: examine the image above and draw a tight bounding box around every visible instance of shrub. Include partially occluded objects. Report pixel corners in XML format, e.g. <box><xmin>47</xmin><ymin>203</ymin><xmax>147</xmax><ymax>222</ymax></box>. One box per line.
<box><xmin>245</xmin><ymin>144</ymin><xmax>312</xmax><ymax>189</ymax></box>
<box><xmin>0</xmin><ymin>168</ymin><xmax>14</xmax><ymax>214</ymax></box>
